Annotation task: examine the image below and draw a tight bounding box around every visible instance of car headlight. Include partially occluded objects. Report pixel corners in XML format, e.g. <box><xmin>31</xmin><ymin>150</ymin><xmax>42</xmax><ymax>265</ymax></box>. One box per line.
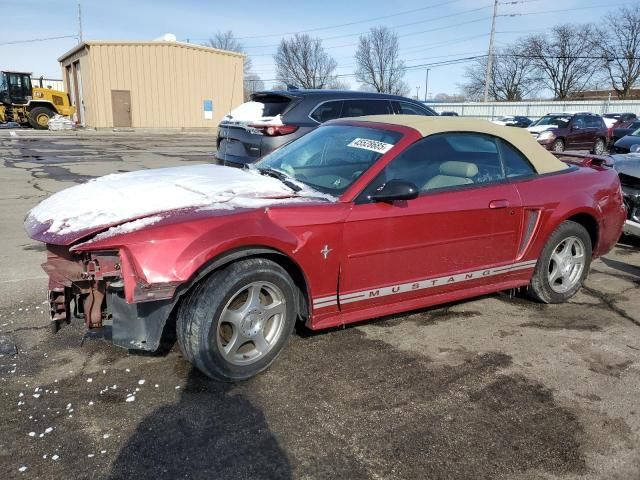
<box><xmin>537</xmin><ymin>131</ymin><xmax>556</xmax><ymax>141</ymax></box>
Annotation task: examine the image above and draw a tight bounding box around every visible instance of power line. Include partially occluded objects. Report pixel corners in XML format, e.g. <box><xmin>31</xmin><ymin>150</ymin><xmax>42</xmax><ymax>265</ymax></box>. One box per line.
<box><xmin>499</xmin><ymin>2</ymin><xmax>632</xmax><ymax>17</ymax></box>
<box><xmin>0</xmin><ymin>35</ymin><xmax>77</xmax><ymax>46</ymax></box>
<box><xmin>235</xmin><ymin>0</ymin><xmax>468</xmax><ymax>40</ymax></box>
<box><xmin>242</xmin><ymin>4</ymin><xmax>493</xmax><ymax>49</ymax></box>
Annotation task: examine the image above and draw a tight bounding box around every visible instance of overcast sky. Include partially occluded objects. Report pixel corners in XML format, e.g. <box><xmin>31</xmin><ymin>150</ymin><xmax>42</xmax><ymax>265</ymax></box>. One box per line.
<box><xmin>1</xmin><ymin>0</ymin><xmax>632</xmax><ymax>100</ymax></box>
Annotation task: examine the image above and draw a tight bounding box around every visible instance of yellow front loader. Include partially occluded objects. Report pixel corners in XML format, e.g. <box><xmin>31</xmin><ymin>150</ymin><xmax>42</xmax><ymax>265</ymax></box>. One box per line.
<box><xmin>0</xmin><ymin>71</ymin><xmax>75</xmax><ymax>129</ymax></box>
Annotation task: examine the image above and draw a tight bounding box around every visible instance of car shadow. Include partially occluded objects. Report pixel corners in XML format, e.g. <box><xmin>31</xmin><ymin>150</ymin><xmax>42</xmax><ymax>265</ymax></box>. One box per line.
<box><xmin>600</xmin><ymin>256</ymin><xmax>640</xmax><ymax>278</ymax></box>
<box><xmin>108</xmin><ymin>368</ymin><xmax>292</xmax><ymax>480</ymax></box>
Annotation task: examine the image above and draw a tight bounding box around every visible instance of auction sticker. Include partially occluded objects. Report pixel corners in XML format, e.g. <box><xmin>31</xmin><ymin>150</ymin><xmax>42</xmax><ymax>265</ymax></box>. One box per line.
<box><xmin>347</xmin><ymin>138</ymin><xmax>395</xmax><ymax>154</ymax></box>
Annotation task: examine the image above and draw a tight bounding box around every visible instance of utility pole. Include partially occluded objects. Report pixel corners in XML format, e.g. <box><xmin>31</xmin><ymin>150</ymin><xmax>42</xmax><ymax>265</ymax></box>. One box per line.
<box><xmin>424</xmin><ymin>68</ymin><xmax>430</xmax><ymax>102</ymax></box>
<box><xmin>483</xmin><ymin>0</ymin><xmax>498</xmax><ymax>102</ymax></box>
<box><xmin>416</xmin><ymin>85</ymin><xmax>420</xmax><ymax>100</ymax></box>
<box><xmin>77</xmin><ymin>2</ymin><xmax>83</xmax><ymax>43</ymax></box>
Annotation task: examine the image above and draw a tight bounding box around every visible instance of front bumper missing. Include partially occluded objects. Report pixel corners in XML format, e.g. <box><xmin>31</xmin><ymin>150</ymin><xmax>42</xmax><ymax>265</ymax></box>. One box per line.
<box><xmin>43</xmin><ymin>245</ymin><xmax>175</xmax><ymax>351</ymax></box>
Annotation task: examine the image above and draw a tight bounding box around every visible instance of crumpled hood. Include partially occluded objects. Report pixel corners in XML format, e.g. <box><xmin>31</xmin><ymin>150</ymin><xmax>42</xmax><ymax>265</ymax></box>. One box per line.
<box><xmin>25</xmin><ymin>164</ymin><xmax>325</xmax><ymax>245</ymax></box>
<box><xmin>527</xmin><ymin>124</ymin><xmax>557</xmax><ymax>134</ymax></box>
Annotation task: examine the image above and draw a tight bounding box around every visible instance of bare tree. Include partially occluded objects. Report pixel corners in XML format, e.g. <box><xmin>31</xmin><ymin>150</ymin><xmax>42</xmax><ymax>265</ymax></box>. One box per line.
<box><xmin>524</xmin><ymin>24</ymin><xmax>600</xmax><ymax>99</ymax></box>
<box><xmin>354</xmin><ymin>27</ymin><xmax>408</xmax><ymax>96</ymax></box>
<box><xmin>207</xmin><ymin>31</ymin><xmax>264</xmax><ymax>100</ymax></box>
<box><xmin>462</xmin><ymin>44</ymin><xmax>538</xmax><ymax>101</ymax></box>
<box><xmin>274</xmin><ymin>34</ymin><xmax>337</xmax><ymax>89</ymax></box>
<box><xmin>207</xmin><ymin>30</ymin><xmax>252</xmax><ymax>74</ymax></box>
<box><xmin>244</xmin><ymin>73</ymin><xmax>264</xmax><ymax>98</ymax></box>
<box><xmin>598</xmin><ymin>5</ymin><xmax>640</xmax><ymax>99</ymax></box>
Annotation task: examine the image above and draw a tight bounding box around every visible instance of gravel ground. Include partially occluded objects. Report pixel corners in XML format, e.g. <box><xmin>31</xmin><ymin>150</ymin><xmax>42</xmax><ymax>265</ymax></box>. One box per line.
<box><xmin>0</xmin><ymin>130</ymin><xmax>639</xmax><ymax>480</ymax></box>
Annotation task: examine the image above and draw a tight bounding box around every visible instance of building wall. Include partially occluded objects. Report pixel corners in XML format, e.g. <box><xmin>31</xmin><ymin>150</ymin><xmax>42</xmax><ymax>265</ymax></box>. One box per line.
<box><xmin>60</xmin><ymin>47</ymin><xmax>93</xmax><ymax>126</ymax></box>
<box><xmin>61</xmin><ymin>42</ymin><xmax>244</xmax><ymax>130</ymax></box>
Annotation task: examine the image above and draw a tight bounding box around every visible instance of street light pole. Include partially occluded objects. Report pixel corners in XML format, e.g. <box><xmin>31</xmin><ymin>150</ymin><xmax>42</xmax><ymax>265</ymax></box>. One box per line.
<box><xmin>416</xmin><ymin>85</ymin><xmax>420</xmax><ymax>100</ymax></box>
<box><xmin>424</xmin><ymin>68</ymin><xmax>430</xmax><ymax>102</ymax></box>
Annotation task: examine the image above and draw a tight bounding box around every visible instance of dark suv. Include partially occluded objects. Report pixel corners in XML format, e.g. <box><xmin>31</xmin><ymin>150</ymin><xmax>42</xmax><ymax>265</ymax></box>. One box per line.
<box><xmin>527</xmin><ymin>112</ymin><xmax>609</xmax><ymax>154</ymax></box>
<box><xmin>215</xmin><ymin>90</ymin><xmax>437</xmax><ymax>166</ymax></box>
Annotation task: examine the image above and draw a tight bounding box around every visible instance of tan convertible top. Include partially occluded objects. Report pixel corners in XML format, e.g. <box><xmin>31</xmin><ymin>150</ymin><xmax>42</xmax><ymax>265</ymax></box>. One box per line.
<box><xmin>351</xmin><ymin>115</ymin><xmax>568</xmax><ymax>174</ymax></box>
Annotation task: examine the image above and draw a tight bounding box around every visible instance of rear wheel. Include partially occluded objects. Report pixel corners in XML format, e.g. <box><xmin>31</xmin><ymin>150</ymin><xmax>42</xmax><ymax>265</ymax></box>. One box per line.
<box><xmin>552</xmin><ymin>138</ymin><xmax>565</xmax><ymax>153</ymax></box>
<box><xmin>176</xmin><ymin>258</ymin><xmax>297</xmax><ymax>382</ymax></box>
<box><xmin>592</xmin><ymin>138</ymin><xmax>605</xmax><ymax>155</ymax></box>
<box><xmin>528</xmin><ymin>221</ymin><xmax>592</xmax><ymax>303</ymax></box>
<box><xmin>28</xmin><ymin>107</ymin><xmax>55</xmax><ymax>129</ymax></box>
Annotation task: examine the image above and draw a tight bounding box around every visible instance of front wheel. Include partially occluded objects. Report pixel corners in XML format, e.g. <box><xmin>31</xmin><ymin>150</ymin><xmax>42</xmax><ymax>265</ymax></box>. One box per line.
<box><xmin>552</xmin><ymin>138</ymin><xmax>565</xmax><ymax>153</ymax></box>
<box><xmin>28</xmin><ymin>107</ymin><xmax>55</xmax><ymax>130</ymax></box>
<box><xmin>592</xmin><ymin>138</ymin><xmax>605</xmax><ymax>155</ymax></box>
<box><xmin>176</xmin><ymin>258</ymin><xmax>297</xmax><ymax>382</ymax></box>
<box><xmin>528</xmin><ymin>221</ymin><xmax>592</xmax><ymax>303</ymax></box>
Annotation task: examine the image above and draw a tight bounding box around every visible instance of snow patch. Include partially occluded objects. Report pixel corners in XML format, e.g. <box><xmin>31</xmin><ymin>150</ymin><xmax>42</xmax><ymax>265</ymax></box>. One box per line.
<box><xmin>89</xmin><ymin>216</ymin><xmax>164</xmax><ymax>242</ymax></box>
<box><xmin>223</xmin><ymin>101</ymin><xmax>265</xmax><ymax>122</ymax></box>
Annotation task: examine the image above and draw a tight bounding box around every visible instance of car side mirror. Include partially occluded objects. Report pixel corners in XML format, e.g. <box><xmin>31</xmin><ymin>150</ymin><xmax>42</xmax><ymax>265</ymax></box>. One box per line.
<box><xmin>370</xmin><ymin>179</ymin><xmax>419</xmax><ymax>202</ymax></box>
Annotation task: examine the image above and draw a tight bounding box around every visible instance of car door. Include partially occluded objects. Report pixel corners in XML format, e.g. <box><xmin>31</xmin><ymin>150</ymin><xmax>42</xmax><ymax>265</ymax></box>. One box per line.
<box><xmin>339</xmin><ymin>132</ymin><xmax>524</xmax><ymax>311</ymax></box>
<box><xmin>566</xmin><ymin>116</ymin><xmax>588</xmax><ymax>149</ymax></box>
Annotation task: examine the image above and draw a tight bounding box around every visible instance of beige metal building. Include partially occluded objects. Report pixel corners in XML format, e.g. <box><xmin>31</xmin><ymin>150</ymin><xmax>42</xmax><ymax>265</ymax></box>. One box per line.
<box><xmin>58</xmin><ymin>40</ymin><xmax>244</xmax><ymax>130</ymax></box>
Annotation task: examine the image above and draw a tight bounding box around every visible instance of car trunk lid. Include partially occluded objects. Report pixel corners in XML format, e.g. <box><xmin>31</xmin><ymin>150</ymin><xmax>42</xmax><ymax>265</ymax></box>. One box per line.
<box><xmin>217</xmin><ymin>93</ymin><xmax>296</xmax><ymax>161</ymax></box>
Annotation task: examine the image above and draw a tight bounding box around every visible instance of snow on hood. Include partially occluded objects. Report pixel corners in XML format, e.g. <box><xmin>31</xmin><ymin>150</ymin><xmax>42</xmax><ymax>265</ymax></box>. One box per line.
<box><xmin>26</xmin><ymin>164</ymin><xmax>329</xmax><ymax>238</ymax></box>
<box><xmin>527</xmin><ymin>124</ymin><xmax>557</xmax><ymax>134</ymax></box>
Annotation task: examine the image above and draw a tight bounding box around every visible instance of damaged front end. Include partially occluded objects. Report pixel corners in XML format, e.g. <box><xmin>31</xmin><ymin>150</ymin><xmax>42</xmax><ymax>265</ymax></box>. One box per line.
<box><xmin>43</xmin><ymin>245</ymin><xmax>176</xmax><ymax>351</ymax></box>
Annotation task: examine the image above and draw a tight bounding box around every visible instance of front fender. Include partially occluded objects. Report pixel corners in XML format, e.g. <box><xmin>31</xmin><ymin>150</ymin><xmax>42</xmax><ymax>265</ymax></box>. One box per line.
<box><xmin>173</xmin><ymin>210</ymin><xmax>299</xmax><ymax>280</ymax></box>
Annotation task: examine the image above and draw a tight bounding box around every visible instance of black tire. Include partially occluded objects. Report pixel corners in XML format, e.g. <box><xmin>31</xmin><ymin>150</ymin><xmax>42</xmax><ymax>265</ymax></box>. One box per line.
<box><xmin>176</xmin><ymin>258</ymin><xmax>297</xmax><ymax>382</ymax></box>
<box><xmin>528</xmin><ymin>220</ymin><xmax>592</xmax><ymax>304</ymax></box>
<box><xmin>28</xmin><ymin>106</ymin><xmax>55</xmax><ymax>129</ymax></box>
<box><xmin>552</xmin><ymin>138</ymin><xmax>565</xmax><ymax>153</ymax></box>
<box><xmin>591</xmin><ymin>137</ymin><xmax>605</xmax><ymax>155</ymax></box>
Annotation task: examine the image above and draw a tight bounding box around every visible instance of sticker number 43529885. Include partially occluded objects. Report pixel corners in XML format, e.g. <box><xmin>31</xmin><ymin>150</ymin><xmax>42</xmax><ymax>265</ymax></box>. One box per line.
<box><xmin>347</xmin><ymin>138</ymin><xmax>395</xmax><ymax>154</ymax></box>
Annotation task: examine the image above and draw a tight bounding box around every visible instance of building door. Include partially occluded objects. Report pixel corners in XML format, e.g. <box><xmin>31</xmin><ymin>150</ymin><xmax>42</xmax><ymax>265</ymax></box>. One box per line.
<box><xmin>111</xmin><ymin>90</ymin><xmax>132</xmax><ymax>127</ymax></box>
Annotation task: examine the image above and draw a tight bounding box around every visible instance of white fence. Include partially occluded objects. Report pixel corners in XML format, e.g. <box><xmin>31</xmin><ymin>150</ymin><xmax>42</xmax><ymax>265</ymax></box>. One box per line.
<box><xmin>429</xmin><ymin>100</ymin><xmax>640</xmax><ymax>120</ymax></box>
<box><xmin>30</xmin><ymin>77</ymin><xmax>64</xmax><ymax>92</ymax></box>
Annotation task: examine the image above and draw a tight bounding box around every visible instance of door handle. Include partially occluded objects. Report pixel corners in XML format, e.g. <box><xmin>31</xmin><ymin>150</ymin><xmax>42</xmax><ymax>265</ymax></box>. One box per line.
<box><xmin>489</xmin><ymin>199</ymin><xmax>509</xmax><ymax>209</ymax></box>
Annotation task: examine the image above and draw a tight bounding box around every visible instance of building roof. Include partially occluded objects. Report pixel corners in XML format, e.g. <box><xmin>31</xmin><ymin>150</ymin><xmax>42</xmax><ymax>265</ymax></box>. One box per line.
<box><xmin>350</xmin><ymin>115</ymin><xmax>568</xmax><ymax>174</ymax></box>
<box><xmin>58</xmin><ymin>40</ymin><xmax>245</xmax><ymax>62</ymax></box>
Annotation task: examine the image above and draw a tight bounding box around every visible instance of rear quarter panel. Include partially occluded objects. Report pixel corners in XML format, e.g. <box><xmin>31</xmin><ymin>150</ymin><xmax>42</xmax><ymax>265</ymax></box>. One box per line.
<box><xmin>514</xmin><ymin>166</ymin><xmax>625</xmax><ymax>259</ymax></box>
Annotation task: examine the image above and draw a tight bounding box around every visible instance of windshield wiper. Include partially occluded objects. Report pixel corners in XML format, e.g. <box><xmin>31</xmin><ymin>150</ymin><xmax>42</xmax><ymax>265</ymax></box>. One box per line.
<box><xmin>257</xmin><ymin>168</ymin><xmax>302</xmax><ymax>192</ymax></box>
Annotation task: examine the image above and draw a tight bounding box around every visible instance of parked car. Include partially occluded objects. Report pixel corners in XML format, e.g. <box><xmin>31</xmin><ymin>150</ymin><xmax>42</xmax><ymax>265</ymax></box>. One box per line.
<box><xmin>527</xmin><ymin>112</ymin><xmax>608</xmax><ymax>154</ymax></box>
<box><xmin>25</xmin><ymin>116</ymin><xmax>626</xmax><ymax>381</ymax></box>
<box><xmin>603</xmin><ymin>113</ymin><xmax>636</xmax><ymax>143</ymax></box>
<box><xmin>439</xmin><ymin>111</ymin><xmax>459</xmax><ymax>116</ymax></box>
<box><xmin>216</xmin><ymin>90</ymin><xmax>437</xmax><ymax>167</ymax></box>
<box><xmin>491</xmin><ymin>115</ymin><xmax>532</xmax><ymax>128</ymax></box>
<box><xmin>611</xmin><ymin>128</ymin><xmax>640</xmax><ymax>154</ymax></box>
<box><xmin>611</xmin><ymin>120</ymin><xmax>640</xmax><ymax>144</ymax></box>
<box><xmin>603</xmin><ymin>112</ymin><xmax>636</xmax><ymax>127</ymax></box>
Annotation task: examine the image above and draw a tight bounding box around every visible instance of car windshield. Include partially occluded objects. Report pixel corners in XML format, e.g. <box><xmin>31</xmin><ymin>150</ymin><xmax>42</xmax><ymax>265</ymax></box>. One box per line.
<box><xmin>256</xmin><ymin>125</ymin><xmax>402</xmax><ymax>195</ymax></box>
<box><xmin>531</xmin><ymin>115</ymin><xmax>570</xmax><ymax>128</ymax></box>
<box><xmin>632</xmin><ymin>127</ymin><xmax>640</xmax><ymax>136</ymax></box>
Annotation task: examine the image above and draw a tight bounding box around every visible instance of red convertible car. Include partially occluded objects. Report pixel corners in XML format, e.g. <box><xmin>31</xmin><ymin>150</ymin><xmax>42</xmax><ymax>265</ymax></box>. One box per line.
<box><xmin>25</xmin><ymin>116</ymin><xmax>626</xmax><ymax>381</ymax></box>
